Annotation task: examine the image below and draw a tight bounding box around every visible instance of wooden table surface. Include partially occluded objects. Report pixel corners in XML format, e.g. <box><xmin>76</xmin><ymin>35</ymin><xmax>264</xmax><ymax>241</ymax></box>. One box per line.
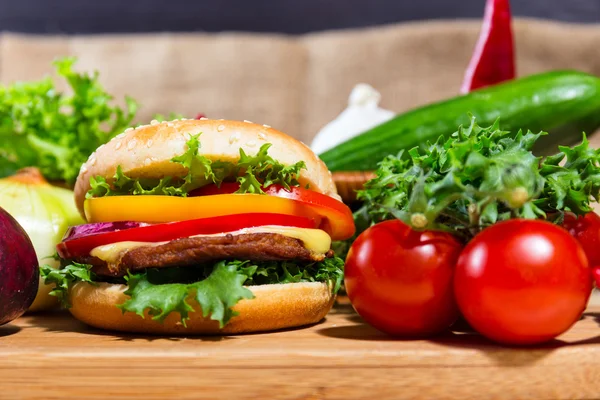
<box><xmin>0</xmin><ymin>304</ymin><xmax>599</xmax><ymax>400</ymax></box>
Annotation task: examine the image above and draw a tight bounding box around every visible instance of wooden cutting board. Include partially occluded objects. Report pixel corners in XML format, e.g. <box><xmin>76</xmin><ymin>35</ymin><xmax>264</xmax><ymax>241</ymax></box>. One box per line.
<box><xmin>0</xmin><ymin>304</ymin><xmax>599</xmax><ymax>400</ymax></box>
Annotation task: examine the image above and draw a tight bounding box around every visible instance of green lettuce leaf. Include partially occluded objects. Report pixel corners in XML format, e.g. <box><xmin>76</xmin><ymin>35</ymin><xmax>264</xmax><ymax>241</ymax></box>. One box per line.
<box><xmin>86</xmin><ymin>135</ymin><xmax>306</xmax><ymax>198</ymax></box>
<box><xmin>40</xmin><ymin>262</ymin><xmax>96</xmax><ymax>307</ymax></box>
<box><xmin>0</xmin><ymin>57</ymin><xmax>138</xmax><ymax>184</ymax></box>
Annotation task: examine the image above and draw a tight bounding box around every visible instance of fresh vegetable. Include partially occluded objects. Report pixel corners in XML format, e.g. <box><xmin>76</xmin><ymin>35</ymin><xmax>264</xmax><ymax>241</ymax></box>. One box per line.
<box><xmin>0</xmin><ymin>168</ymin><xmax>84</xmax><ymax>311</ymax></box>
<box><xmin>0</xmin><ymin>58</ymin><xmax>138</xmax><ymax>185</ymax></box>
<box><xmin>562</xmin><ymin>212</ymin><xmax>600</xmax><ymax>268</ymax></box>
<box><xmin>345</xmin><ymin>117</ymin><xmax>600</xmax><ymax>344</ymax></box>
<box><xmin>57</xmin><ymin>213</ymin><xmax>317</xmax><ymax>259</ymax></box>
<box><xmin>310</xmin><ymin>83</ymin><xmax>395</xmax><ymax>154</ymax></box>
<box><xmin>357</xmin><ymin>116</ymin><xmax>600</xmax><ymax>241</ymax></box>
<box><xmin>0</xmin><ymin>207</ymin><xmax>39</xmax><ymax>325</ymax></box>
<box><xmin>192</xmin><ymin>183</ymin><xmax>355</xmax><ymax>240</ymax></box>
<box><xmin>455</xmin><ymin>219</ymin><xmax>592</xmax><ymax>345</ymax></box>
<box><xmin>320</xmin><ymin>71</ymin><xmax>600</xmax><ymax>172</ymax></box>
<box><xmin>88</xmin><ymin>135</ymin><xmax>305</xmax><ymax>198</ymax></box>
<box><xmin>344</xmin><ymin>220</ymin><xmax>462</xmax><ymax>337</ymax></box>
<box><xmin>41</xmin><ymin>257</ymin><xmax>344</xmax><ymax>327</ymax></box>
<box><xmin>461</xmin><ymin>0</ymin><xmax>515</xmax><ymax>93</ymax></box>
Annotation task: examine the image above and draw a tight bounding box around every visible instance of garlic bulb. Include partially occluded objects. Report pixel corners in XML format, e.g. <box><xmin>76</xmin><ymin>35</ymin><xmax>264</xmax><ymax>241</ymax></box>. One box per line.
<box><xmin>311</xmin><ymin>83</ymin><xmax>395</xmax><ymax>155</ymax></box>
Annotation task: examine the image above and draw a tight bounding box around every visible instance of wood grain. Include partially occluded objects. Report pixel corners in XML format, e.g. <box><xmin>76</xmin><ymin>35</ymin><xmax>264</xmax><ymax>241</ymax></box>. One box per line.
<box><xmin>0</xmin><ymin>305</ymin><xmax>599</xmax><ymax>400</ymax></box>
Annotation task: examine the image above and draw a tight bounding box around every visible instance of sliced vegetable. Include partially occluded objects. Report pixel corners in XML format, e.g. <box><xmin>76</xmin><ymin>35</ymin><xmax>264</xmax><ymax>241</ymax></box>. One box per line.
<box><xmin>461</xmin><ymin>0</ymin><xmax>515</xmax><ymax>93</ymax></box>
<box><xmin>191</xmin><ymin>183</ymin><xmax>355</xmax><ymax>240</ymax></box>
<box><xmin>320</xmin><ymin>71</ymin><xmax>600</xmax><ymax>172</ymax></box>
<box><xmin>57</xmin><ymin>213</ymin><xmax>316</xmax><ymax>259</ymax></box>
<box><xmin>455</xmin><ymin>219</ymin><xmax>592</xmax><ymax>345</ymax></box>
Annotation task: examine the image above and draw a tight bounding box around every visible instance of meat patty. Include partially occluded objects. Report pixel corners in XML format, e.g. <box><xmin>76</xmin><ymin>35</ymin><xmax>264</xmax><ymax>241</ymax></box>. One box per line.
<box><xmin>74</xmin><ymin>233</ymin><xmax>333</xmax><ymax>277</ymax></box>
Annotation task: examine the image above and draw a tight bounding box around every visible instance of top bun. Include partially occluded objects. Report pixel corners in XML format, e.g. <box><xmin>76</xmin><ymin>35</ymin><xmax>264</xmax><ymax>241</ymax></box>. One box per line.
<box><xmin>74</xmin><ymin>119</ymin><xmax>339</xmax><ymax>217</ymax></box>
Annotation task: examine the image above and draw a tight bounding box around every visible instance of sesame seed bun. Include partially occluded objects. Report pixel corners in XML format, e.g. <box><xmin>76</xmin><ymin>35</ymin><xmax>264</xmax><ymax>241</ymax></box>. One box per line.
<box><xmin>68</xmin><ymin>281</ymin><xmax>335</xmax><ymax>335</ymax></box>
<box><xmin>74</xmin><ymin>119</ymin><xmax>339</xmax><ymax>218</ymax></box>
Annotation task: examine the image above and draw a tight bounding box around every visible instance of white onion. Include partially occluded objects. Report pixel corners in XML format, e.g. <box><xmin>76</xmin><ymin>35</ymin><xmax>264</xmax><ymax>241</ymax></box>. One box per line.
<box><xmin>0</xmin><ymin>168</ymin><xmax>84</xmax><ymax>311</ymax></box>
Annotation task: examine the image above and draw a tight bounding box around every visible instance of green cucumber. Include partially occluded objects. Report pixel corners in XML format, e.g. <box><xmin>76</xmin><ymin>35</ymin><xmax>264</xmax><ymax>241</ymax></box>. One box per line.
<box><xmin>320</xmin><ymin>70</ymin><xmax>600</xmax><ymax>171</ymax></box>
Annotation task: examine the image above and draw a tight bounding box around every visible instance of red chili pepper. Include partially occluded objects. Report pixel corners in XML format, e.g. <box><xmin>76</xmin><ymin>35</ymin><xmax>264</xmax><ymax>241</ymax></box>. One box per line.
<box><xmin>460</xmin><ymin>0</ymin><xmax>515</xmax><ymax>93</ymax></box>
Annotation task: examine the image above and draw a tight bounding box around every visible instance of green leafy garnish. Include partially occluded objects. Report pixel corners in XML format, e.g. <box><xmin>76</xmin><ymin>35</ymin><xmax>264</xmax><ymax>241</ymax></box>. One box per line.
<box><xmin>0</xmin><ymin>57</ymin><xmax>138</xmax><ymax>184</ymax></box>
<box><xmin>357</xmin><ymin>115</ymin><xmax>600</xmax><ymax>240</ymax></box>
<box><xmin>118</xmin><ymin>262</ymin><xmax>252</xmax><ymax>328</ymax></box>
<box><xmin>40</xmin><ymin>262</ymin><xmax>96</xmax><ymax>307</ymax></box>
<box><xmin>43</xmin><ymin>257</ymin><xmax>343</xmax><ymax>328</ymax></box>
<box><xmin>87</xmin><ymin>134</ymin><xmax>306</xmax><ymax>198</ymax></box>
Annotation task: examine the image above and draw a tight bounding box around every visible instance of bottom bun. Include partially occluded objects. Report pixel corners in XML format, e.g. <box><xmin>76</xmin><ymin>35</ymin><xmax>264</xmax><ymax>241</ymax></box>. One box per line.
<box><xmin>69</xmin><ymin>281</ymin><xmax>335</xmax><ymax>335</ymax></box>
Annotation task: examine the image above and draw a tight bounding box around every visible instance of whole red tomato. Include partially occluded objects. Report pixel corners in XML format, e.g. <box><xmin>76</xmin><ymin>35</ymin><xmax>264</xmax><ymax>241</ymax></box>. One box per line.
<box><xmin>562</xmin><ymin>212</ymin><xmax>600</xmax><ymax>287</ymax></box>
<box><xmin>455</xmin><ymin>219</ymin><xmax>592</xmax><ymax>345</ymax></box>
<box><xmin>344</xmin><ymin>219</ymin><xmax>463</xmax><ymax>337</ymax></box>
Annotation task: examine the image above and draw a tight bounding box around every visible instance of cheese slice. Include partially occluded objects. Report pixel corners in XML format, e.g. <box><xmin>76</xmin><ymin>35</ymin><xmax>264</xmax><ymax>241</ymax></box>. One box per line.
<box><xmin>90</xmin><ymin>226</ymin><xmax>332</xmax><ymax>264</ymax></box>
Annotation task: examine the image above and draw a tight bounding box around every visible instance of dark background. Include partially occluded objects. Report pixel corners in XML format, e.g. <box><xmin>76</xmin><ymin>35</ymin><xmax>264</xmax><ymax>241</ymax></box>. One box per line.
<box><xmin>0</xmin><ymin>0</ymin><xmax>599</xmax><ymax>34</ymax></box>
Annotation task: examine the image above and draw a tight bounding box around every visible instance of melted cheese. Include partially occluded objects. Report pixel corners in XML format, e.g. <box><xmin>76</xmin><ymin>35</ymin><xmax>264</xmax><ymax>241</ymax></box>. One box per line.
<box><xmin>89</xmin><ymin>226</ymin><xmax>332</xmax><ymax>264</ymax></box>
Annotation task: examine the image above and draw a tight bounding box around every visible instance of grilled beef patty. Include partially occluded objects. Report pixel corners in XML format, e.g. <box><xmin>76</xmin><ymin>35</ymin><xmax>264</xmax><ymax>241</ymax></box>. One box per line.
<box><xmin>74</xmin><ymin>232</ymin><xmax>333</xmax><ymax>277</ymax></box>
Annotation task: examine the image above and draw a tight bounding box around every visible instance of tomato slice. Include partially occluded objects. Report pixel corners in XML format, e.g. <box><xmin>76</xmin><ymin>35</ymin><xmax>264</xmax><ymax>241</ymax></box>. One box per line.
<box><xmin>85</xmin><ymin>186</ymin><xmax>355</xmax><ymax>241</ymax></box>
<box><xmin>191</xmin><ymin>183</ymin><xmax>356</xmax><ymax>240</ymax></box>
<box><xmin>58</xmin><ymin>213</ymin><xmax>316</xmax><ymax>259</ymax></box>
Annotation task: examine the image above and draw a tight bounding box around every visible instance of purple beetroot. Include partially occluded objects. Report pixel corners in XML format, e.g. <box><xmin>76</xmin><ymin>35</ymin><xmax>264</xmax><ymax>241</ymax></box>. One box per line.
<box><xmin>0</xmin><ymin>206</ymin><xmax>38</xmax><ymax>325</ymax></box>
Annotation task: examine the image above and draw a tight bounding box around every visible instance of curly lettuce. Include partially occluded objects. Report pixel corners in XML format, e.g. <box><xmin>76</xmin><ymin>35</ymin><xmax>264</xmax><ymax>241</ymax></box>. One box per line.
<box><xmin>87</xmin><ymin>134</ymin><xmax>306</xmax><ymax>198</ymax></box>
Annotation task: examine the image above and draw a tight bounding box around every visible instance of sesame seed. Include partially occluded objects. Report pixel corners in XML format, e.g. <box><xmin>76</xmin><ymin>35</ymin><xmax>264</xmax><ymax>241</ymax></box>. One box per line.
<box><xmin>146</xmin><ymin>139</ymin><xmax>153</xmax><ymax>148</ymax></box>
<box><xmin>114</xmin><ymin>141</ymin><xmax>122</xmax><ymax>150</ymax></box>
<box><xmin>258</xmin><ymin>132</ymin><xmax>267</xmax><ymax>140</ymax></box>
<box><xmin>247</xmin><ymin>140</ymin><xmax>257</xmax><ymax>147</ymax></box>
<box><xmin>127</xmin><ymin>140</ymin><xmax>137</xmax><ymax>150</ymax></box>
<box><xmin>150</xmin><ymin>119</ymin><xmax>159</xmax><ymax>125</ymax></box>
<box><xmin>200</xmin><ymin>117</ymin><xmax>208</xmax><ymax>120</ymax></box>
<box><xmin>219</xmin><ymin>119</ymin><xmax>225</xmax><ymax>121</ymax></box>
<box><xmin>263</xmin><ymin>124</ymin><xmax>271</xmax><ymax>128</ymax></box>
<box><xmin>217</xmin><ymin>124</ymin><xmax>225</xmax><ymax>132</ymax></box>
<box><xmin>243</xmin><ymin>120</ymin><xmax>252</xmax><ymax>123</ymax></box>
<box><xmin>124</xmin><ymin>127</ymin><xmax>134</xmax><ymax>133</ymax></box>
<box><xmin>229</xmin><ymin>132</ymin><xmax>241</xmax><ymax>144</ymax></box>
<box><xmin>167</xmin><ymin>122</ymin><xmax>174</xmax><ymax>127</ymax></box>
<box><xmin>89</xmin><ymin>157</ymin><xmax>97</xmax><ymax>166</ymax></box>
<box><xmin>144</xmin><ymin>158</ymin><xmax>152</xmax><ymax>166</ymax></box>
<box><xmin>80</xmin><ymin>165</ymin><xmax>88</xmax><ymax>174</ymax></box>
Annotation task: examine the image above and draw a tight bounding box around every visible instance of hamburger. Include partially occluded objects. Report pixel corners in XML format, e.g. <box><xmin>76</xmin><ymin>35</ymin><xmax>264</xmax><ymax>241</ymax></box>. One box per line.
<box><xmin>41</xmin><ymin>118</ymin><xmax>355</xmax><ymax>334</ymax></box>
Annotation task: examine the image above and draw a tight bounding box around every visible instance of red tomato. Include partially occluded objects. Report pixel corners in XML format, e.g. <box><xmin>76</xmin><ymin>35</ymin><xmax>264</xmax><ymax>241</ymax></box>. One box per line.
<box><xmin>57</xmin><ymin>213</ymin><xmax>315</xmax><ymax>259</ymax></box>
<box><xmin>344</xmin><ymin>220</ymin><xmax>463</xmax><ymax>337</ymax></box>
<box><xmin>562</xmin><ymin>212</ymin><xmax>600</xmax><ymax>279</ymax></box>
<box><xmin>191</xmin><ymin>183</ymin><xmax>355</xmax><ymax>240</ymax></box>
<box><xmin>455</xmin><ymin>219</ymin><xmax>592</xmax><ymax>345</ymax></box>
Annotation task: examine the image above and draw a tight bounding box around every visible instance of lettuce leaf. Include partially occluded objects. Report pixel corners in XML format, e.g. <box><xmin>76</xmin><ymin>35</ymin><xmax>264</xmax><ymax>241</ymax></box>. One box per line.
<box><xmin>0</xmin><ymin>58</ymin><xmax>138</xmax><ymax>184</ymax></box>
<box><xmin>41</xmin><ymin>257</ymin><xmax>344</xmax><ymax>328</ymax></box>
<box><xmin>86</xmin><ymin>134</ymin><xmax>306</xmax><ymax>198</ymax></box>
<box><xmin>40</xmin><ymin>262</ymin><xmax>96</xmax><ymax>307</ymax></box>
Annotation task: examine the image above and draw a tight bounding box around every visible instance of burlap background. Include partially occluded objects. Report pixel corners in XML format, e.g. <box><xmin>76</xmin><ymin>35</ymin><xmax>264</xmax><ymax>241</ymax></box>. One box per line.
<box><xmin>2</xmin><ymin>18</ymin><xmax>600</xmax><ymax>145</ymax></box>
